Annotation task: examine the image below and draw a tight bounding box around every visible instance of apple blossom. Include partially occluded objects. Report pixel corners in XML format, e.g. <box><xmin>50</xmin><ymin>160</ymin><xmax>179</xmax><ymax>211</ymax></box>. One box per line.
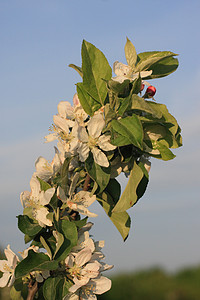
<box><xmin>0</xmin><ymin>245</ymin><xmax>19</xmax><ymax>288</ymax></box>
<box><xmin>20</xmin><ymin>176</ymin><xmax>55</xmax><ymax>227</ymax></box>
<box><xmin>112</xmin><ymin>61</ymin><xmax>152</xmax><ymax>83</ymax></box>
<box><xmin>77</xmin><ymin>112</ymin><xmax>116</xmax><ymax>167</ymax></box>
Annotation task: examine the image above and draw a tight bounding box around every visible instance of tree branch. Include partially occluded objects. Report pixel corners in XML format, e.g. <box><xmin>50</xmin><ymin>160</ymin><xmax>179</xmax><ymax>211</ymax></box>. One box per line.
<box><xmin>27</xmin><ymin>281</ymin><xmax>38</xmax><ymax>300</ymax></box>
<box><xmin>83</xmin><ymin>174</ymin><xmax>91</xmax><ymax>191</ymax></box>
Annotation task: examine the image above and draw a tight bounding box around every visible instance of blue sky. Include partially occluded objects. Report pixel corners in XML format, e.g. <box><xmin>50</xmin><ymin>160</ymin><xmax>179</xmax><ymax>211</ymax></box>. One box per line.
<box><xmin>0</xmin><ymin>0</ymin><xmax>200</xmax><ymax>274</ymax></box>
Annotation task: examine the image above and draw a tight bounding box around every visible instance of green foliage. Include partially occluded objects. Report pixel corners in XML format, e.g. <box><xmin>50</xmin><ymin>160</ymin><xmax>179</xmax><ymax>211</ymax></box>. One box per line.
<box><xmin>53</xmin><ymin>219</ymin><xmax>78</xmax><ymax>261</ymax></box>
<box><xmin>15</xmin><ymin>251</ymin><xmax>59</xmax><ymax>279</ymax></box>
<box><xmin>112</xmin><ymin>161</ymin><xmax>148</xmax><ymax>213</ymax></box>
<box><xmin>136</xmin><ymin>51</ymin><xmax>178</xmax><ymax>78</ymax></box>
<box><xmin>0</xmin><ymin>37</ymin><xmax>183</xmax><ymax>299</ymax></box>
<box><xmin>77</xmin><ymin>40</ymin><xmax>112</xmax><ymax>115</ymax></box>
<box><xmin>85</xmin><ymin>152</ymin><xmax>111</xmax><ymax>194</ymax></box>
<box><xmin>43</xmin><ymin>277</ymin><xmax>72</xmax><ymax>300</ymax></box>
<box><xmin>125</xmin><ymin>37</ymin><xmax>137</xmax><ymax>69</ymax></box>
<box><xmin>17</xmin><ymin>215</ymin><xmax>43</xmax><ymax>237</ymax></box>
<box><xmin>111</xmin><ymin>115</ymin><xmax>143</xmax><ymax>149</ymax></box>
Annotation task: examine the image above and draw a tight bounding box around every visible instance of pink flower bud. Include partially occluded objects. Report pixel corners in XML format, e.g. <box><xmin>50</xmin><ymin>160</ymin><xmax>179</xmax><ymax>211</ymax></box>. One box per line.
<box><xmin>145</xmin><ymin>86</ymin><xmax>156</xmax><ymax>97</ymax></box>
<box><xmin>140</xmin><ymin>83</ymin><xmax>145</xmax><ymax>92</ymax></box>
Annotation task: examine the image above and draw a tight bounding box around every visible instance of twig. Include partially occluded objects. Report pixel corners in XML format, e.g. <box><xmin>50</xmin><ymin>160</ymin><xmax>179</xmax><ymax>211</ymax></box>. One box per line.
<box><xmin>27</xmin><ymin>281</ymin><xmax>38</xmax><ymax>300</ymax></box>
<box><xmin>83</xmin><ymin>174</ymin><xmax>91</xmax><ymax>191</ymax></box>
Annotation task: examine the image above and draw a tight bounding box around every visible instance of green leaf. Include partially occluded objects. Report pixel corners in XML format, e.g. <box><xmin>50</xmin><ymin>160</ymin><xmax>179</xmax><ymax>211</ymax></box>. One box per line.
<box><xmin>111</xmin><ymin>115</ymin><xmax>143</xmax><ymax>149</ymax></box>
<box><xmin>145</xmin><ymin>56</ymin><xmax>179</xmax><ymax>79</ymax></box>
<box><xmin>37</xmin><ymin>177</ymin><xmax>51</xmax><ymax>192</ymax></box>
<box><xmin>105</xmin><ymin>178</ymin><xmax>121</xmax><ymax>204</ymax></box>
<box><xmin>43</xmin><ymin>277</ymin><xmax>66</xmax><ymax>300</ymax></box>
<box><xmin>125</xmin><ymin>37</ymin><xmax>137</xmax><ymax>69</ymax></box>
<box><xmin>156</xmin><ymin>140</ymin><xmax>176</xmax><ymax>161</ymax></box>
<box><xmin>136</xmin><ymin>51</ymin><xmax>178</xmax><ymax>73</ymax></box>
<box><xmin>131</xmin><ymin>95</ymin><xmax>162</xmax><ymax>118</ymax></box>
<box><xmin>118</xmin><ymin>96</ymin><xmax>132</xmax><ymax>116</ymax></box>
<box><xmin>54</xmin><ymin>219</ymin><xmax>78</xmax><ymax>261</ymax></box>
<box><xmin>112</xmin><ymin>161</ymin><xmax>148</xmax><ymax>213</ymax></box>
<box><xmin>60</xmin><ymin>157</ymin><xmax>71</xmax><ymax>193</ymax></box>
<box><xmin>15</xmin><ymin>251</ymin><xmax>58</xmax><ymax>279</ymax></box>
<box><xmin>40</xmin><ymin>236</ymin><xmax>52</xmax><ymax>260</ymax></box>
<box><xmin>81</xmin><ymin>40</ymin><xmax>112</xmax><ymax>105</ymax></box>
<box><xmin>97</xmin><ymin>192</ymin><xmax>131</xmax><ymax>241</ymax></box>
<box><xmin>53</xmin><ymin>232</ymin><xmax>64</xmax><ymax>259</ymax></box>
<box><xmin>107</xmin><ymin>79</ymin><xmax>131</xmax><ymax>98</ymax></box>
<box><xmin>17</xmin><ymin>215</ymin><xmax>43</xmax><ymax>236</ymax></box>
<box><xmin>72</xmin><ymin>217</ymin><xmax>88</xmax><ymax>230</ymax></box>
<box><xmin>131</xmin><ymin>76</ymin><xmax>142</xmax><ymax>94</ymax></box>
<box><xmin>85</xmin><ymin>152</ymin><xmax>111</xmax><ymax>194</ymax></box>
<box><xmin>68</xmin><ymin>63</ymin><xmax>83</xmax><ymax>77</ymax></box>
<box><xmin>146</xmin><ymin>102</ymin><xmax>179</xmax><ymax>136</ymax></box>
<box><xmin>77</xmin><ymin>82</ymin><xmax>101</xmax><ymax>116</ymax></box>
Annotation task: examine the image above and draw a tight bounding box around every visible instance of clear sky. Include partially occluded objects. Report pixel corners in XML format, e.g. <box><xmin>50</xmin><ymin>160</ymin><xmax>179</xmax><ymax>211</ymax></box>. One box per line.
<box><xmin>0</xmin><ymin>0</ymin><xmax>200</xmax><ymax>274</ymax></box>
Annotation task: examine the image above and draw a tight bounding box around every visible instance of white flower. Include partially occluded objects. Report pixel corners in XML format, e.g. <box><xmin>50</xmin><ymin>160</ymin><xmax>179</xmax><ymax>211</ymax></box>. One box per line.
<box><xmin>34</xmin><ymin>147</ymin><xmax>63</xmax><ymax>181</ymax></box>
<box><xmin>57</xmin><ymin>187</ymin><xmax>97</xmax><ymax>218</ymax></box>
<box><xmin>77</xmin><ymin>112</ymin><xmax>116</xmax><ymax>167</ymax></box>
<box><xmin>64</xmin><ymin>276</ymin><xmax>112</xmax><ymax>300</ymax></box>
<box><xmin>112</xmin><ymin>61</ymin><xmax>152</xmax><ymax>83</ymax></box>
<box><xmin>58</xmin><ymin>94</ymin><xmax>88</xmax><ymax>126</ymax></box>
<box><xmin>20</xmin><ymin>176</ymin><xmax>55</xmax><ymax>227</ymax></box>
<box><xmin>0</xmin><ymin>245</ymin><xmax>19</xmax><ymax>288</ymax></box>
<box><xmin>65</xmin><ymin>247</ymin><xmax>100</xmax><ymax>289</ymax></box>
<box><xmin>45</xmin><ymin>94</ymin><xmax>87</xmax><ymax>154</ymax></box>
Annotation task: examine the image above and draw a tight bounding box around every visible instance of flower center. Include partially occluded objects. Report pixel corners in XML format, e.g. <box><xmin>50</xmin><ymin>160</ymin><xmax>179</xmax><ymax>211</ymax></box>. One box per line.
<box><xmin>3</xmin><ymin>263</ymin><xmax>12</xmax><ymax>273</ymax></box>
<box><xmin>88</xmin><ymin>136</ymin><xmax>98</xmax><ymax>149</ymax></box>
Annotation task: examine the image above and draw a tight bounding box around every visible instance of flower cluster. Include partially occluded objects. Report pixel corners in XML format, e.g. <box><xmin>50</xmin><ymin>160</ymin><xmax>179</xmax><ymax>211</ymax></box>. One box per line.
<box><xmin>0</xmin><ymin>38</ymin><xmax>181</xmax><ymax>300</ymax></box>
<box><xmin>64</xmin><ymin>223</ymin><xmax>112</xmax><ymax>299</ymax></box>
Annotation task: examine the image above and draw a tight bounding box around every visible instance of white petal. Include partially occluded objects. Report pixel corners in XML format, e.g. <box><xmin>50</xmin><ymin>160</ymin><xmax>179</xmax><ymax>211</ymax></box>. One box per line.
<box><xmin>45</xmin><ymin>133</ymin><xmax>58</xmax><ymax>142</ymax></box>
<box><xmin>39</xmin><ymin>188</ymin><xmax>55</xmax><ymax>206</ymax></box>
<box><xmin>20</xmin><ymin>191</ymin><xmax>31</xmax><ymax>208</ymax></box>
<box><xmin>57</xmin><ymin>101</ymin><xmax>74</xmax><ymax>119</ymax></box>
<box><xmin>0</xmin><ymin>260</ymin><xmax>8</xmax><ymax>272</ymax></box>
<box><xmin>87</xmin><ymin>113</ymin><xmax>105</xmax><ymax>138</ymax></box>
<box><xmin>98</xmin><ymin>135</ymin><xmax>116</xmax><ymax>151</ymax></box>
<box><xmin>99</xmin><ymin>262</ymin><xmax>114</xmax><ymax>272</ymax></box>
<box><xmin>77</xmin><ymin>143</ymin><xmax>90</xmax><ymax>162</ymax></box>
<box><xmin>69</xmin><ymin>283</ymin><xmax>82</xmax><ymax>293</ymax></box>
<box><xmin>74</xmin><ymin>191</ymin><xmax>96</xmax><ymax>207</ymax></box>
<box><xmin>78</xmin><ymin>126</ymin><xmax>88</xmax><ymax>143</ymax></box>
<box><xmin>73</xmin><ymin>93</ymin><xmax>80</xmax><ymax>106</ymax></box>
<box><xmin>52</xmin><ymin>147</ymin><xmax>62</xmax><ymax>173</ymax></box>
<box><xmin>91</xmin><ymin>148</ymin><xmax>109</xmax><ymax>167</ymax></box>
<box><xmin>113</xmin><ymin>61</ymin><xmax>131</xmax><ymax>77</ymax></box>
<box><xmin>67</xmin><ymin>202</ymin><xmax>98</xmax><ymax>218</ymax></box>
<box><xmin>35</xmin><ymin>207</ymin><xmax>52</xmax><ymax>227</ymax></box>
<box><xmin>94</xmin><ymin>240</ymin><xmax>104</xmax><ymax>251</ymax></box>
<box><xmin>8</xmin><ymin>273</ymin><xmax>15</xmax><ymax>287</ymax></box>
<box><xmin>89</xmin><ymin>276</ymin><xmax>112</xmax><ymax>295</ymax></box>
<box><xmin>73</xmin><ymin>276</ymin><xmax>89</xmax><ymax>287</ymax></box>
<box><xmin>139</xmin><ymin>70</ymin><xmax>152</xmax><ymax>78</ymax></box>
<box><xmin>53</xmin><ymin>115</ymin><xmax>74</xmax><ymax>132</ymax></box>
<box><xmin>57</xmin><ymin>186</ymin><xmax>67</xmax><ymax>202</ymax></box>
<box><xmin>65</xmin><ymin>254</ymin><xmax>74</xmax><ymax>268</ymax></box>
<box><xmin>0</xmin><ymin>272</ymin><xmax>11</xmax><ymax>288</ymax></box>
<box><xmin>81</xmin><ymin>262</ymin><xmax>100</xmax><ymax>278</ymax></box>
<box><xmin>63</xmin><ymin>292</ymin><xmax>79</xmax><ymax>300</ymax></box>
<box><xmin>30</xmin><ymin>176</ymin><xmax>40</xmax><ymax>198</ymax></box>
<box><xmin>75</xmin><ymin>248</ymin><xmax>92</xmax><ymax>267</ymax></box>
<box><xmin>4</xmin><ymin>245</ymin><xmax>17</xmax><ymax>267</ymax></box>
